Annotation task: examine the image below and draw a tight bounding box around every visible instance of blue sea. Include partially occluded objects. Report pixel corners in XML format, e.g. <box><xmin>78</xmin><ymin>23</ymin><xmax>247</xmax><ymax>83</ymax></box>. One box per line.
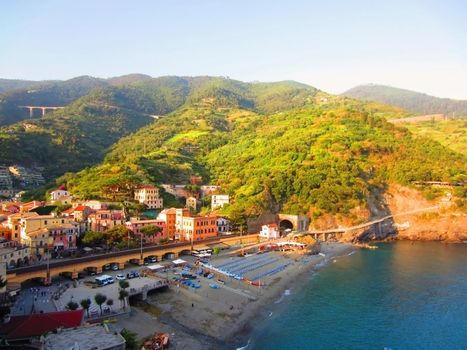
<box><xmin>249</xmin><ymin>242</ymin><xmax>467</xmax><ymax>350</ymax></box>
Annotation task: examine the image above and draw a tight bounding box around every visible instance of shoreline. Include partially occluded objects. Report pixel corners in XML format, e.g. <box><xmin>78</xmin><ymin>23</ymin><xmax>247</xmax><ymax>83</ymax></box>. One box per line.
<box><xmin>226</xmin><ymin>242</ymin><xmax>355</xmax><ymax>349</ymax></box>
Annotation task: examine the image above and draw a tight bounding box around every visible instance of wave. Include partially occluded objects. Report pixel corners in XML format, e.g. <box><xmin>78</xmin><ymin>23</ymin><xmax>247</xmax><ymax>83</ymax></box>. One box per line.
<box><xmin>236</xmin><ymin>339</ymin><xmax>251</xmax><ymax>350</ymax></box>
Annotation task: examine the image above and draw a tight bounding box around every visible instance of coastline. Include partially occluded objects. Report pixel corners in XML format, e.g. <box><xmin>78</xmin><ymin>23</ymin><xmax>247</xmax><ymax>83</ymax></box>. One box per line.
<box><xmin>226</xmin><ymin>242</ymin><xmax>355</xmax><ymax>349</ymax></box>
<box><xmin>115</xmin><ymin>242</ymin><xmax>355</xmax><ymax>350</ymax></box>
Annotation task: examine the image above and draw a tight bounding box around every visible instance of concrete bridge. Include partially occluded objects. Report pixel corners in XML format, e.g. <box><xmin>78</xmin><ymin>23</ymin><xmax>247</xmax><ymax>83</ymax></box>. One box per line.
<box><xmin>18</xmin><ymin>105</ymin><xmax>64</xmax><ymax>117</ymax></box>
<box><xmin>6</xmin><ymin>234</ymin><xmax>259</xmax><ymax>285</ymax></box>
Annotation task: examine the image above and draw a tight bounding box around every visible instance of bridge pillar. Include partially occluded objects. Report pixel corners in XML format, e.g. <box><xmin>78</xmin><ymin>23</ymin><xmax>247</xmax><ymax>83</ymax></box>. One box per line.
<box><xmin>118</xmin><ymin>262</ymin><xmax>125</xmax><ymax>270</ymax></box>
<box><xmin>96</xmin><ymin>266</ymin><xmax>102</xmax><ymax>274</ymax></box>
<box><xmin>71</xmin><ymin>271</ymin><xmax>79</xmax><ymax>279</ymax></box>
<box><xmin>138</xmin><ymin>259</ymin><xmax>144</xmax><ymax>266</ymax></box>
<box><xmin>41</xmin><ymin>107</ymin><xmax>46</xmax><ymax>117</ymax></box>
<box><xmin>29</xmin><ymin>107</ymin><xmax>33</xmax><ymax>118</ymax></box>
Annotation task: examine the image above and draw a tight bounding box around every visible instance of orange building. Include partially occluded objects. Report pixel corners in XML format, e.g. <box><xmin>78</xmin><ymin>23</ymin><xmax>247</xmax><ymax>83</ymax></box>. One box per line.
<box><xmin>180</xmin><ymin>215</ymin><xmax>218</xmax><ymax>242</ymax></box>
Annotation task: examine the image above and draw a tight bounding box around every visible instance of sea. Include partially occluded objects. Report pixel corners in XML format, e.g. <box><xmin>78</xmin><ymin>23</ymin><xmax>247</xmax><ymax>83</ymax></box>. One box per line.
<box><xmin>248</xmin><ymin>242</ymin><xmax>467</xmax><ymax>350</ymax></box>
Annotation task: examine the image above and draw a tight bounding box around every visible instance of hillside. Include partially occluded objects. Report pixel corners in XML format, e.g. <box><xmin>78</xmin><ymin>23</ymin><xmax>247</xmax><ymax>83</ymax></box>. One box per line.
<box><xmin>0</xmin><ymin>78</ymin><xmax>50</xmax><ymax>94</ymax></box>
<box><xmin>59</xmin><ymin>87</ymin><xmax>466</xmax><ymax>225</ymax></box>
<box><xmin>401</xmin><ymin>118</ymin><xmax>467</xmax><ymax>156</ymax></box>
<box><xmin>342</xmin><ymin>84</ymin><xmax>467</xmax><ymax>116</ymax></box>
<box><xmin>0</xmin><ymin>74</ymin><xmax>155</xmax><ymax>126</ymax></box>
<box><xmin>0</xmin><ymin>76</ymin><xmax>319</xmax><ymax>182</ymax></box>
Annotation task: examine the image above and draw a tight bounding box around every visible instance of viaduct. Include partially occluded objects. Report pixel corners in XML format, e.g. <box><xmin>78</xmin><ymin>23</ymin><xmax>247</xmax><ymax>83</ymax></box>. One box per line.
<box><xmin>7</xmin><ymin>234</ymin><xmax>259</xmax><ymax>285</ymax></box>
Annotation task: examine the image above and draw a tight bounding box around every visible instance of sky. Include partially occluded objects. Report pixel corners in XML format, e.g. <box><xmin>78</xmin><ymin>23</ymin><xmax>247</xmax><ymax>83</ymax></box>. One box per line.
<box><xmin>1</xmin><ymin>0</ymin><xmax>466</xmax><ymax>99</ymax></box>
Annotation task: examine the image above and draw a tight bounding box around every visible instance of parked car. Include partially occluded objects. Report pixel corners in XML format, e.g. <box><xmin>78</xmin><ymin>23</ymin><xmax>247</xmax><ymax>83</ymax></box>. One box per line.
<box><xmin>103</xmin><ymin>264</ymin><xmax>111</xmax><ymax>271</ymax></box>
<box><xmin>111</xmin><ymin>263</ymin><xmax>119</xmax><ymax>271</ymax></box>
<box><xmin>147</xmin><ymin>255</ymin><xmax>157</xmax><ymax>263</ymax></box>
<box><xmin>116</xmin><ymin>274</ymin><xmax>126</xmax><ymax>280</ymax></box>
<box><xmin>127</xmin><ymin>271</ymin><xmax>139</xmax><ymax>279</ymax></box>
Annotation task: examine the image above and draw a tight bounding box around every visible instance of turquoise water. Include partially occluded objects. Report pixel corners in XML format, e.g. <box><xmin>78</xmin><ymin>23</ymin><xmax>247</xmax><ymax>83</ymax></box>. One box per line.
<box><xmin>250</xmin><ymin>242</ymin><xmax>467</xmax><ymax>350</ymax></box>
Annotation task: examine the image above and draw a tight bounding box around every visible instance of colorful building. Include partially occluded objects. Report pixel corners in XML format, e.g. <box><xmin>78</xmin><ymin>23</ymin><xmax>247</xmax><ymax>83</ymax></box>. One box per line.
<box><xmin>180</xmin><ymin>215</ymin><xmax>218</xmax><ymax>242</ymax></box>
<box><xmin>88</xmin><ymin>210</ymin><xmax>125</xmax><ymax>233</ymax></box>
<box><xmin>126</xmin><ymin>218</ymin><xmax>167</xmax><ymax>243</ymax></box>
<box><xmin>134</xmin><ymin>185</ymin><xmax>163</xmax><ymax>209</ymax></box>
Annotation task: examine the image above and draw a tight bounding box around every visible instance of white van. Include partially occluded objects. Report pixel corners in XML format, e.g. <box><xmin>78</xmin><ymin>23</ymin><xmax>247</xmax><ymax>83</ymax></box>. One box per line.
<box><xmin>95</xmin><ymin>275</ymin><xmax>114</xmax><ymax>286</ymax></box>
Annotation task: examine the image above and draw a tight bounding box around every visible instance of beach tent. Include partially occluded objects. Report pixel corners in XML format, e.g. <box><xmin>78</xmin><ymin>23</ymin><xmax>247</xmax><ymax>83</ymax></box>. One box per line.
<box><xmin>172</xmin><ymin>258</ymin><xmax>188</xmax><ymax>266</ymax></box>
<box><xmin>146</xmin><ymin>264</ymin><xmax>165</xmax><ymax>271</ymax></box>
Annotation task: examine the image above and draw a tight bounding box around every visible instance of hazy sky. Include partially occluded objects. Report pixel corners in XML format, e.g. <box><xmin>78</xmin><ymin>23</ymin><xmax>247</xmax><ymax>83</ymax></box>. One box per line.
<box><xmin>1</xmin><ymin>0</ymin><xmax>466</xmax><ymax>98</ymax></box>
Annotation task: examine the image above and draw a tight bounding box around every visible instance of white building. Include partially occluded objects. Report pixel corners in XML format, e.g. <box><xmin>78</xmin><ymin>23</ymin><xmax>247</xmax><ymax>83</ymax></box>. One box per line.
<box><xmin>211</xmin><ymin>194</ymin><xmax>229</xmax><ymax>209</ymax></box>
<box><xmin>217</xmin><ymin>217</ymin><xmax>231</xmax><ymax>234</ymax></box>
<box><xmin>134</xmin><ymin>185</ymin><xmax>163</xmax><ymax>209</ymax></box>
<box><xmin>259</xmin><ymin>223</ymin><xmax>280</xmax><ymax>239</ymax></box>
<box><xmin>50</xmin><ymin>188</ymin><xmax>69</xmax><ymax>202</ymax></box>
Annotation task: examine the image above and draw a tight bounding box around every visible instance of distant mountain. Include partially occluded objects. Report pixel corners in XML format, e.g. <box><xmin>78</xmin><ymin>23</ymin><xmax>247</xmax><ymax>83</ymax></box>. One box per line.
<box><xmin>342</xmin><ymin>84</ymin><xmax>467</xmax><ymax>116</ymax></box>
<box><xmin>0</xmin><ymin>78</ymin><xmax>50</xmax><ymax>94</ymax></box>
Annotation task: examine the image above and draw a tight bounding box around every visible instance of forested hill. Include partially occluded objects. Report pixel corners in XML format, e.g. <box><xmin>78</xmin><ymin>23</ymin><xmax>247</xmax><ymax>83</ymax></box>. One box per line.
<box><xmin>60</xmin><ymin>92</ymin><xmax>465</xmax><ymax>224</ymax></box>
<box><xmin>0</xmin><ymin>74</ymin><xmax>154</xmax><ymax>126</ymax></box>
<box><xmin>342</xmin><ymin>84</ymin><xmax>467</xmax><ymax>116</ymax></box>
<box><xmin>0</xmin><ymin>76</ymin><xmax>320</xmax><ymax>180</ymax></box>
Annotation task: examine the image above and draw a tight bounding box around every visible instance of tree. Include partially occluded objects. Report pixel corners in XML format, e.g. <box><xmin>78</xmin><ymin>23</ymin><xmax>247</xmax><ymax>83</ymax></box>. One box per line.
<box><xmin>94</xmin><ymin>293</ymin><xmax>107</xmax><ymax>315</ymax></box>
<box><xmin>118</xmin><ymin>289</ymin><xmax>129</xmax><ymax>309</ymax></box>
<box><xmin>66</xmin><ymin>301</ymin><xmax>79</xmax><ymax>311</ymax></box>
<box><xmin>80</xmin><ymin>298</ymin><xmax>91</xmax><ymax>317</ymax></box>
<box><xmin>213</xmin><ymin>247</ymin><xmax>221</xmax><ymax>255</ymax></box>
<box><xmin>106</xmin><ymin>298</ymin><xmax>114</xmax><ymax>309</ymax></box>
<box><xmin>81</xmin><ymin>230</ymin><xmax>104</xmax><ymax>246</ymax></box>
<box><xmin>119</xmin><ymin>280</ymin><xmax>130</xmax><ymax>290</ymax></box>
<box><xmin>120</xmin><ymin>328</ymin><xmax>138</xmax><ymax>349</ymax></box>
<box><xmin>140</xmin><ymin>224</ymin><xmax>162</xmax><ymax>237</ymax></box>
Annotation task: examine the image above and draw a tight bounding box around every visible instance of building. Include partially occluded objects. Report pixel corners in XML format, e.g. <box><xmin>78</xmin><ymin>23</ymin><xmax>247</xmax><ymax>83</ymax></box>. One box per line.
<box><xmin>186</xmin><ymin>196</ymin><xmax>198</xmax><ymax>212</ymax></box>
<box><xmin>157</xmin><ymin>208</ymin><xmax>177</xmax><ymax>240</ymax></box>
<box><xmin>161</xmin><ymin>184</ymin><xmax>191</xmax><ymax>198</ymax></box>
<box><xmin>200</xmin><ymin>185</ymin><xmax>219</xmax><ymax>198</ymax></box>
<box><xmin>71</xmin><ymin>205</ymin><xmax>94</xmax><ymax>222</ymax></box>
<box><xmin>81</xmin><ymin>200</ymin><xmax>107</xmax><ymax>210</ymax></box>
<box><xmin>3</xmin><ymin>212</ymin><xmax>38</xmax><ymax>243</ymax></box>
<box><xmin>0</xmin><ymin>241</ymin><xmax>30</xmax><ymax>269</ymax></box>
<box><xmin>217</xmin><ymin>217</ymin><xmax>231</xmax><ymax>234</ymax></box>
<box><xmin>43</xmin><ymin>324</ymin><xmax>126</xmax><ymax>350</ymax></box>
<box><xmin>50</xmin><ymin>188</ymin><xmax>70</xmax><ymax>202</ymax></box>
<box><xmin>126</xmin><ymin>218</ymin><xmax>167</xmax><ymax>243</ymax></box>
<box><xmin>88</xmin><ymin>210</ymin><xmax>125</xmax><ymax>233</ymax></box>
<box><xmin>180</xmin><ymin>215</ymin><xmax>218</xmax><ymax>242</ymax></box>
<box><xmin>211</xmin><ymin>194</ymin><xmax>229</xmax><ymax>209</ymax></box>
<box><xmin>190</xmin><ymin>175</ymin><xmax>203</xmax><ymax>185</ymax></box>
<box><xmin>175</xmin><ymin>208</ymin><xmax>191</xmax><ymax>240</ymax></box>
<box><xmin>19</xmin><ymin>214</ymin><xmax>79</xmax><ymax>255</ymax></box>
<box><xmin>0</xmin><ymin>310</ymin><xmax>84</xmax><ymax>342</ymax></box>
<box><xmin>134</xmin><ymin>185</ymin><xmax>163</xmax><ymax>209</ymax></box>
<box><xmin>260</xmin><ymin>223</ymin><xmax>280</xmax><ymax>239</ymax></box>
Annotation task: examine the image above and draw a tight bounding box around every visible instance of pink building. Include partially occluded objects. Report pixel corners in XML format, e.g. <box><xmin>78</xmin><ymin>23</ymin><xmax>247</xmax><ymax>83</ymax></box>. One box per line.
<box><xmin>126</xmin><ymin>219</ymin><xmax>167</xmax><ymax>243</ymax></box>
<box><xmin>49</xmin><ymin>224</ymin><xmax>79</xmax><ymax>252</ymax></box>
<box><xmin>88</xmin><ymin>210</ymin><xmax>125</xmax><ymax>232</ymax></box>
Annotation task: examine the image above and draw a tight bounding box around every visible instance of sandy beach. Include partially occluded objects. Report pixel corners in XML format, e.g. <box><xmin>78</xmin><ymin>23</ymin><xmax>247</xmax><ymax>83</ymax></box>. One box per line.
<box><xmin>112</xmin><ymin>242</ymin><xmax>354</xmax><ymax>349</ymax></box>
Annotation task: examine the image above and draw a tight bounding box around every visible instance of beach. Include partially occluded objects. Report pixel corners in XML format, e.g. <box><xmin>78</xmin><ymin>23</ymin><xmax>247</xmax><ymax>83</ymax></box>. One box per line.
<box><xmin>114</xmin><ymin>242</ymin><xmax>354</xmax><ymax>349</ymax></box>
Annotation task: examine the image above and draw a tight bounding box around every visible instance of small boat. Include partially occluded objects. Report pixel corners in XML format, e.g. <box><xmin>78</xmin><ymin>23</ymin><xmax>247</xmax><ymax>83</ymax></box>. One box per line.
<box><xmin>318</xmin><ymin>253</ymin><xmax>326</xmax><ymax>257</ymax></box>
<box><xmin>209</xmin><ymin>283</ymin><xmax>220</xmax><ymax>289</ymax></box>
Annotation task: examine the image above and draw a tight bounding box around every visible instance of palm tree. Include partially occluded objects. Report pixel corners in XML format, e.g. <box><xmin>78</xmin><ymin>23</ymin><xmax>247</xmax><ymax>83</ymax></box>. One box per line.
<box><xmin>106</xmin><ymin>299</ymin><xmax>114</xmax><ymax>309</ymax></box>
<box><xmin>118</xmin><ymin>289</ymin><xmax>129</xmax><ymax>309</ymax></box>
<box><xmin>94</xmin><ymin>293</ymin><xmax>107</xmax><ymax>315</ymax></box>
<box><xmin>80</xmin><ymin>298</ymin><xmax>91</xmax><ymax>318</ymax></box>
<box><xmin>118</xmin><ymin>280</ymin><xmax>129</xmax><ymax>290</ymax></box>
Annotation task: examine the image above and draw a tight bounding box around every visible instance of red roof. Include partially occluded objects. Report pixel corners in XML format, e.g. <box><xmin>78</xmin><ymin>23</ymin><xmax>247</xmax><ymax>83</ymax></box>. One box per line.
<box><xmin>0</xmin><ymin>310</ymin><xmax>84</xmax><ymax>340</ymax></box>
<box><xmin>266</xmin><ymin>223</ymin><xmax>278</xmax><ymax>228</ymax></box>
<box><xmin>74</xmin><ymin>205</ymin><xmax>91</xmax><ymax>212</ymax></box>
<box><xmin>137</xmin><ymin>185</ymin><xmax>156</xmax><ymax>190</ymax></box>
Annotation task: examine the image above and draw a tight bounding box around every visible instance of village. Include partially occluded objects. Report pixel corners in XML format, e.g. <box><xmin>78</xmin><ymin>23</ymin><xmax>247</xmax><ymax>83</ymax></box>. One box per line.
<box><xmin>0</xmin><ymin>177</ymin><xmax>329</xmax><ymax>349</ymax></box>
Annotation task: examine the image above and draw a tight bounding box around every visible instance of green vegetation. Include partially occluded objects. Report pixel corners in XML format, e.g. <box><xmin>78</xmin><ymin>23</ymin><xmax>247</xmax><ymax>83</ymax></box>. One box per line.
<box><xmin>403</xmin><ymin>118</ymin><xmax>466</xmax><ymax>156</ymax></box>
<box><xmin>61</xmin><ymin>84</ymin><xmax>465</xmax><ymax>225</ymax></box>
<box><xmin>120</xmin><ymin>328</ymin><xmax>138</xmax><ymax>349</ymax></box>
<box><xmin>343</xmin><ymin>84</ymin><xmax>467</xmax><ymax>116</ymax></box>
<box><xmin>2</xmin><ymin>76</ymin><xmax>463</xmax><ymax>225</ymax></box>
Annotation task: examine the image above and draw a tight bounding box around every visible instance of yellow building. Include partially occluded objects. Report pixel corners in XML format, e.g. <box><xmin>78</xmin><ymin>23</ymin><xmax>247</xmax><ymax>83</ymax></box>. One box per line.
<box><xmin>134</xmin><ymin>185</ymin><xmax>163</xmax><ymax>209</ymax></box>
